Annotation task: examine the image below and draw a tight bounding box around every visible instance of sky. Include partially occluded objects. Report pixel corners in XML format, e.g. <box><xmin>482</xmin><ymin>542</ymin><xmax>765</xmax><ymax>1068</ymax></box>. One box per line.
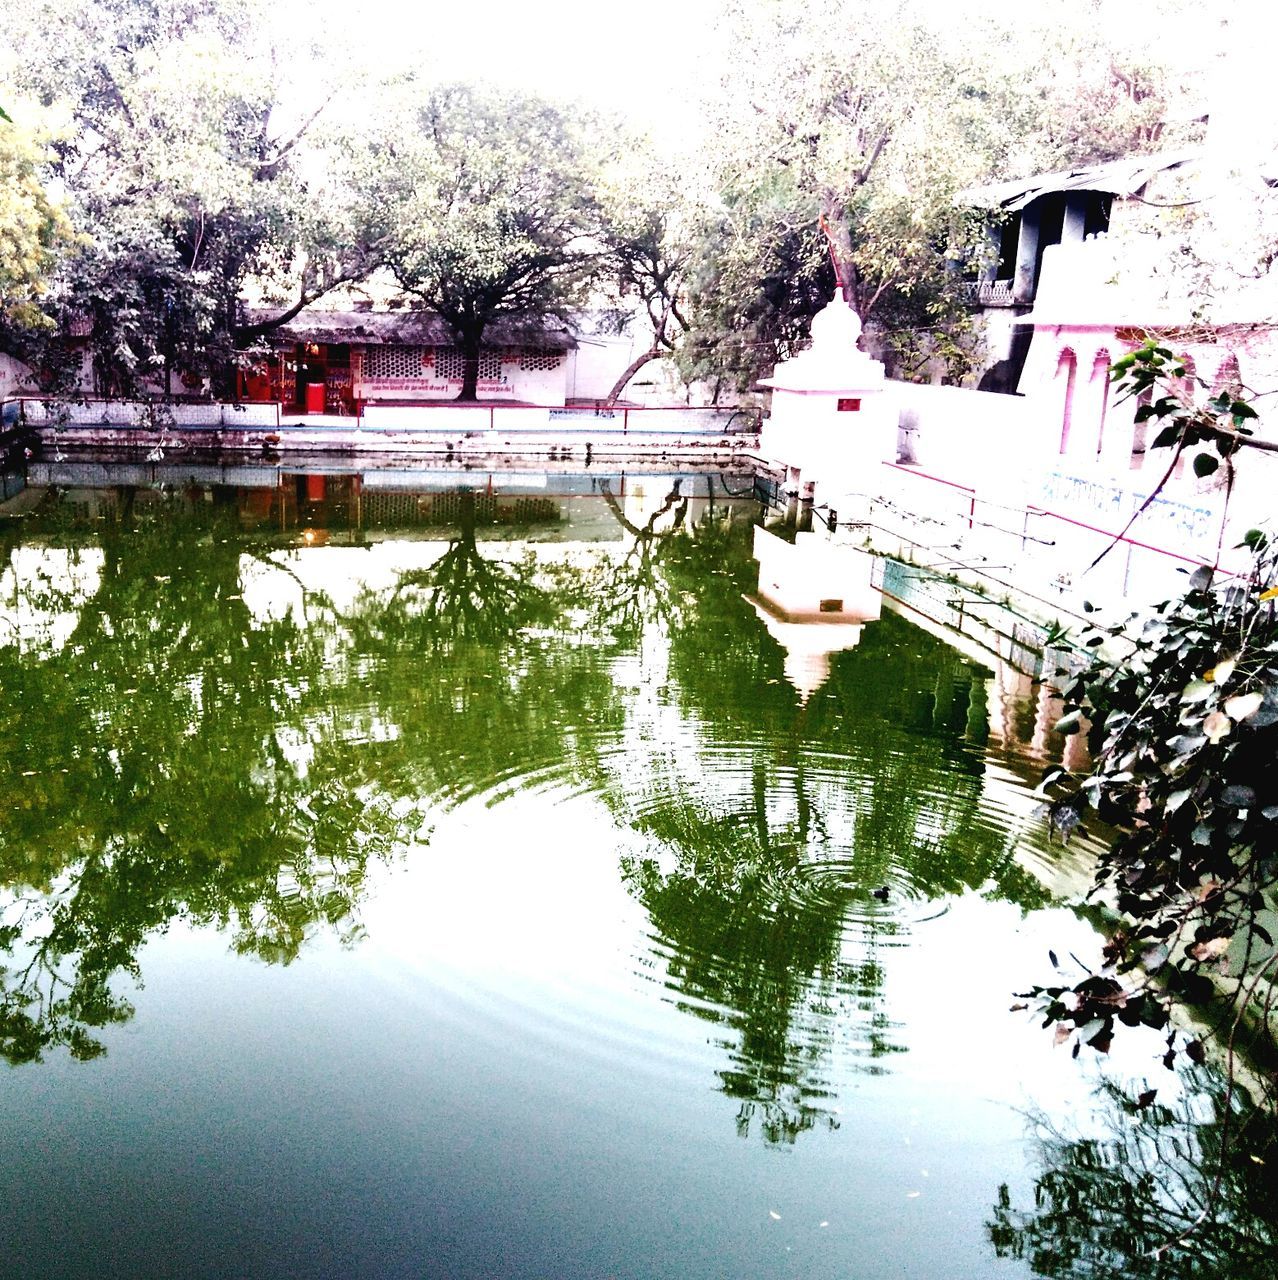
<box><xmin>288</xmin><ymin>0</ymin><xmax>1278</xmax><ymax>148</ymax></box>
<box><xmin>303</xmin><ymin>0</ymin><xmax>719</xmax><ymax>135</ymax></box>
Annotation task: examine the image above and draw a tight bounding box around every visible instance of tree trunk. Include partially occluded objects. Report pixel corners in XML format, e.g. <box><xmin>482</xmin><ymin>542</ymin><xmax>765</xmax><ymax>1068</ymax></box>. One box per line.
<box><xmin>819</xmin><ymin>196</ymin><xmax>859</xmax><ymax>312</ymax></box>
<box><xmin>606</xmin><ymin>348</ymin><xmax>661</xmax><ymax>404</ymax></box>
<box><xmin>456</xmin><ymin>333</ymin><xmax>481</xmax><ymax>402</ymax></box>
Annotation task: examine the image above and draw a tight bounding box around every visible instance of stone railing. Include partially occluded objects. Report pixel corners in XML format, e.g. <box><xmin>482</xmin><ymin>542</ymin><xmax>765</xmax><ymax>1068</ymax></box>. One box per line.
<box><xmin>966</xmin><ymin>279</ymin><xmax>1018</xmax><ymax>308</ymax></box>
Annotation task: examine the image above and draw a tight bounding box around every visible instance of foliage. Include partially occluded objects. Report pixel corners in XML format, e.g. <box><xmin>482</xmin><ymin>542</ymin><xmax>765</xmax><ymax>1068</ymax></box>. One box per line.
<box><xmin>367</xmin><ymin>83</ymin><xmax>602</xmax><ymax>400</ymax></box>
<box><xmin>1</xmin><ymin>0</ymin><xmax>383</xmax><ymax>395</ymax></box>
<box><xmin>677</xmin><ymin>181</ymin><xmax>839</xmax><ymax>398</ymax></box>
<box><xmin>674</xmin><ymin>0</ymin><xmax>1208</xmax><ymax>394</ymax></box>
<box><xmin>676</xmin><ymin>2</ymin><xmax>1022</xmax><ymax>390</ymax></box>
<box><xmin>993</xmin><ymin>0</ymin><xmax>1207</xmax><ymax>173</ymax></box>
<box><xmin>594</xmin><ymin>141</ymin><xmax>702</xmax><ymax>401</ymax></box>
<box><xmin>0</xmin><ymin>103</ymin><xmax>70</xmax><ymax>327</ymax></box>
<box><xmin>1079</xmin><ymin>340</ymin><xmax>1262</xmax><ymax>565</ymax></box>
<box><xmin>1025</xmin><ymin>359</ymin><xmax>1278</xmax><ymax>1098</ymax></box>
<box><xmin>1</xmin><ymin>0</ymin><xmax>1216</xmax><ymax>403</ymax></box>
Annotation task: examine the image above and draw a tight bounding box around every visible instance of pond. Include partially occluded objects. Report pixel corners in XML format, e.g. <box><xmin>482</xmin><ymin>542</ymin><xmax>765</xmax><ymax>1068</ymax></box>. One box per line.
<box><xmin>0</xmin><ymin>461</ymin><xmax>1273</xmax><ymax>1279</ymax></box>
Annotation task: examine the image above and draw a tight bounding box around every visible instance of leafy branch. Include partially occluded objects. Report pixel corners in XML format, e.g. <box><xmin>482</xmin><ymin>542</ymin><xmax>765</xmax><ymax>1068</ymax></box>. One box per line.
<box><xmin>1089</xmin><ymin>339</ymin><xmax>1272</xmax><ymax>569</ymax></box>
<box><xmin>1024</xmin><ymin>532</ymin><xmax>1278</xmax><ymax>1100</ymax></box>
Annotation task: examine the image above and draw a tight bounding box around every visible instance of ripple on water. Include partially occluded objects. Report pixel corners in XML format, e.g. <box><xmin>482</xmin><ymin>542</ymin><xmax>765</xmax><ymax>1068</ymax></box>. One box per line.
<box><xmin>361</xmin><ymin>663</ymin><xmax>1097</xmax><ymax>1136</ymax></box>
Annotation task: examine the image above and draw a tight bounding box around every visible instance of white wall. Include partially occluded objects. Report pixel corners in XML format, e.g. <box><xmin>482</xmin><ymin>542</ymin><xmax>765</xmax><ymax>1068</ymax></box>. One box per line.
<box><xmin>357</xmin><ymin>349</ymin><xmax>568</xmax><ymax>407</ymax></box>
<box><xmin>0</xmin><ymin>352</ymin><xmax>38</xmax><ymax>400</ymax></box>
<box><xmin>892</xmin><ymin>381</ymin><xmax>1036</xmax><ymax>487</ymax></box>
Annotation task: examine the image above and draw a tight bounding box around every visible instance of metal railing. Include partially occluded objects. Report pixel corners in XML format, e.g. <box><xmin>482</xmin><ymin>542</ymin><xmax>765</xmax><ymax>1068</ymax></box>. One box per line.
<box><xmin>356</xmin><ymin>402</ymin><xmax>760</xmax><ymax>435</ymax></box>
<box><xmin>3</xmin><ymin>396</ymin><xmax>761</xmax><ymax>437</ymax></box>
<box><xmin>6</xmin><ymin>397</ymin><xmax>281</xmax><ymax>428</ymax></box>
<box><xmin>843</xmin><ymin>459</ymin><xmax>1240</xmax><ymax>625</ymax></box>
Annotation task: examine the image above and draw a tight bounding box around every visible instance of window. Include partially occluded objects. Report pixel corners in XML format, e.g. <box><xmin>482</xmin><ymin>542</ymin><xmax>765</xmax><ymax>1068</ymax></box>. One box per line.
<box><xmin>519</xmin><ymin>348</ymin><xmax>564</xmax><ymax>372</ymax></box>
<box><xmin>363</xmin><ymin>346</ymin><xmax>427</xmax><ymax>379</ymax></box>
<box><xmin>435</xmin><ymin>348</ymin><xmax>502</xmax><ymax>381</ymax></box>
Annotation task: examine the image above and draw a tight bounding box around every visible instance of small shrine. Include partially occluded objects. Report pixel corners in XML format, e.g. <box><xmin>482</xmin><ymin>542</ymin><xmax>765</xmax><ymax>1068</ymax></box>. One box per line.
<box><xmin>757</xmin><ymin>292</ymin><xmax>896</xmax><ymax>480</ymax></box>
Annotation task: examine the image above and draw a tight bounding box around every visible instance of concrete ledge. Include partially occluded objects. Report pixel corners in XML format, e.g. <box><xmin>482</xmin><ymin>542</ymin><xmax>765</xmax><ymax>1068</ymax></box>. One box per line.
<box><xmin>33</xmin><ymin>424</ymin><xmax>762</xmax><ymax>462</ymax></box>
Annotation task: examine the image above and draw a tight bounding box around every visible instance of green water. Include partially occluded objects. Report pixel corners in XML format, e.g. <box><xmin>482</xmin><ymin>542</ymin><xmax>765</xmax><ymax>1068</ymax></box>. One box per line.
<box><xmin>0</xmin><ymin>464</ymin><xmax>1272</xmax><ymax>1279</ymax></box>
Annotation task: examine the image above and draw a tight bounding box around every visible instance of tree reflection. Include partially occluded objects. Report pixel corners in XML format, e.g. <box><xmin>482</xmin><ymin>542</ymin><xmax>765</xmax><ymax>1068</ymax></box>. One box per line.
<box><xmin>593</xmin><ymin>477</ymin><xmax>690</xmax><ymax>641</ymax></box>
<box><xmin>0</xmin><ymin>492</ymin><xmax>417</xmax><ymax>1063</ymax></box>
<box><xmin>622</xmin><ymin>801</ymin><xmax>894</xmax><ymax>1143</ymax></box>
<box><xmin>988</xmin><ymin>1073</ymin><xmax>1278</xmax><ymax>1278</ymax></box>
<box><xmin>0</xmin><ymin>480</ymin><xmax>1057</xmax><ymax>1112</ymax></box>
<box><xmin>338</xmin><ymin>488</ymin><xmax>616</xmax><ymax>806</ymax></box>
<box><xmin>607</xmin><ymin>517</ymin><xmax>1055</xmax><ymax>1142</ymax></box>
<box><xmin>359</xmin><ymin>488</ymin><xmax>559</xmax><ymax>647</ymax></box>
<box><xmin>0</xmin><ymin>479</ymin><xmax>630</xmax><ymax>1064</ymax></box>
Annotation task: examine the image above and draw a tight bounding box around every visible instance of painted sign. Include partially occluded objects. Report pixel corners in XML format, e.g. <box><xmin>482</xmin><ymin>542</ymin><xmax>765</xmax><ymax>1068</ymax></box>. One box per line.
<box><xmin>358</xmin><ymin>379</ymin><xmax>517</xmax><ymax>398</ymax></box>
<box><xmin>1042</xmin><ymin>469</ymin><xmax>1219</xmax><ymax>550</ymax></box>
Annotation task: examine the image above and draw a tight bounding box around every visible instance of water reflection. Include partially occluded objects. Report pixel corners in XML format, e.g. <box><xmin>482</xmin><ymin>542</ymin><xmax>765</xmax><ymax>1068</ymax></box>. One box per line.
<box><xmin>0</xmin><ymin>493</ymin><xmax>416</xmax><ymax>1063</ymax></box>
<box><xmin>0</xmin><ymin>466</ymin><xmax>1079</xmax><ymax>1133</ymax></box>
<box><xmin>989</xmin><ymin>1072</ymin><xmax>1278</xmax><ymax>1278</ymax></box>
<box><xmin>609</xmin><ymin>545</ymin><xmax>1060</xmax><ymax>1140</ymax></box>
<box><xmin>13</xmin><ymin>463</ymin><xmax>1272</xmax><ymax>1278</ymax></box>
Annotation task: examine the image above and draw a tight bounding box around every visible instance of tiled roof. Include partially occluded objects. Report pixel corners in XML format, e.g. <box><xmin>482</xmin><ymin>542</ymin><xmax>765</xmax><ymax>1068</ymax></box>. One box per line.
<box><xmin>245</xmin><ymin>307</ymin><xmax>577</xmax><ymax>349</ymax></box>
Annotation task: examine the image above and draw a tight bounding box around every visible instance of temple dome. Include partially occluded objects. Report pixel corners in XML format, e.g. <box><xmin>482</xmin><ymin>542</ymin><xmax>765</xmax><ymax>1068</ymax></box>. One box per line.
<box><xmin>759</xmin><ymin>292</ymin><xmax>885</xmax><ymax>394</ymax></box>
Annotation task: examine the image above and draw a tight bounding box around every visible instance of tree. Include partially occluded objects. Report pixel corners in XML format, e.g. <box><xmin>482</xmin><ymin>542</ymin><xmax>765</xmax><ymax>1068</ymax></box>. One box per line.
<box><xmin>675</xmin><ymin>1</ymin><xmax>1021</xmax><ymax>389</ymax></box>
<box><xmin>369</xmin><ymin>83</ymin><xmax>602</xmax><ymax>401</ymax></box>
<box><xmin>677</xmin><ymin>0</ymin><xmax>1208</xmax><ymax>393</ymax></box>
<box><xmin>1</xmin><ymin>0</ymin><xmax>385</xmax><ymax>395</ymax></box>
<box><xmin>594</xmin><ymin>142</ymin><xmax>705</xmax><ymax>402</ymax></box>
<box><xmin>0</xmin><ymin>103</ymin><xmax>69</xmax><ymax>328</ymax></box>
<box><xmin>994</xmin><ymin>0</ymin><xmax>1209</xmax><ymax>173</ymax></box>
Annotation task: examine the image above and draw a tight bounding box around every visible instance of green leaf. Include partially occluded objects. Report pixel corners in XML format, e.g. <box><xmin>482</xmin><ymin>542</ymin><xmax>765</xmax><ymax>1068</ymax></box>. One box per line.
<box><xmin>1150</xmin><ymin>425</ymin><xmax>1183</xmax><ymax>449</ymax></box>
<box><xmin>1192</xmin><ymin>452</ymin><xmax>1219</xmax><ymax>477</ymax></box>
<box><xmin>1179</xmin><ymin>680</ymin><xmax>1213</xmax><ymax>704</ymax></box>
